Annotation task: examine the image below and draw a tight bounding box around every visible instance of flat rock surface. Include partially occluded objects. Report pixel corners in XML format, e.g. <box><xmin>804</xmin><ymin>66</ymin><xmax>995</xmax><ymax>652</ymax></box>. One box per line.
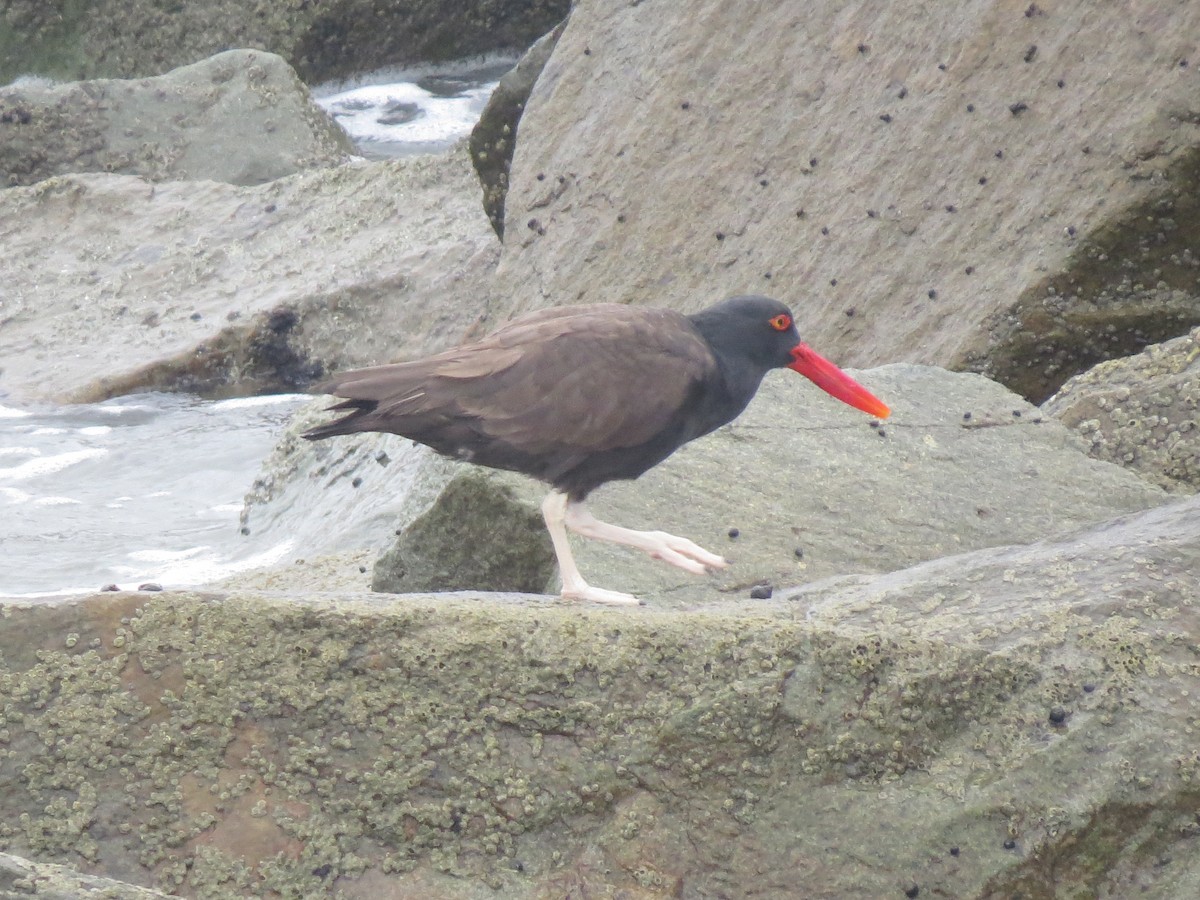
<box><xmin>573</xmin><ymin>363</ymin><xmax>1167</xmax><ymax>604</ymax></box>
<box><xmin>0</xmin><ymin>494</ymin><xmax>1196</xmax><ymax>897</ymax></box>
<box><xmin>0</xmin><ymin>147</ymin><xmax>499</xmax><ymax>403</ymax></box>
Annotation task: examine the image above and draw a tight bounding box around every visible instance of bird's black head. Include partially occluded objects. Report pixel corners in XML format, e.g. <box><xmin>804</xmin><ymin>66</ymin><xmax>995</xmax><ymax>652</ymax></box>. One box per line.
<box><xmin>687</xmin><ymin>294</ymin><xmax>802</xmax><ymax>372</ymax></box>
<box><xmin>688</xmin><ymin>294</ymin><xmax>891</xmax><ymax>419</ymax></box>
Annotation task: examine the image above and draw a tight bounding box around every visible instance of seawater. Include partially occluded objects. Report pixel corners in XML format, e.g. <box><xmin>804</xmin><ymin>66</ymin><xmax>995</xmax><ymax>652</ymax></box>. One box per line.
<box><xmin>312</xmin><ymin>56</ymin><xmax>514</xmax><ymax>158</ymax></box>
<box><xmin>0</xmin><ymin>394</ymin><xmax>309</xmax><ymax>597</ymax></box>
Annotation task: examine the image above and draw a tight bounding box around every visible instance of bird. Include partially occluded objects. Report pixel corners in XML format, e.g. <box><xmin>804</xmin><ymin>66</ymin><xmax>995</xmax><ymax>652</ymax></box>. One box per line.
<box><xmin>303</xmin><ymin>294</ymin><xmax>890</xmax><ymax>605</ymax></box>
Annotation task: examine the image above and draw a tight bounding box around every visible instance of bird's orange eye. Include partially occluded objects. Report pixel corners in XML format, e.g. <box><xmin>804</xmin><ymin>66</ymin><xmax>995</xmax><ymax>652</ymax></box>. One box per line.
<box><xmin>768</xmin><ymin>314</ymin><xmax>792</xmax><ymax>331</ymax></box>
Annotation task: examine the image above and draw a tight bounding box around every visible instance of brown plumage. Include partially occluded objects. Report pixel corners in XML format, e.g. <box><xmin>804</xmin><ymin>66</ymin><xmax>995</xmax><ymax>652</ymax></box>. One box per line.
<box><xmin>305</xmin><ymin>304</ymin><xmax>720</xmax><ymax>499</ymax></box>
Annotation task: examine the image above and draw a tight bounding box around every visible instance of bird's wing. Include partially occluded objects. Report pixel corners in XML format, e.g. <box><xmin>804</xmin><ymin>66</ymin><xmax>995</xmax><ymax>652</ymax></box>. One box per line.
<box><xmin>330</xmin><ymin>306</ymin><xmax>717</xmax><ymax>454</ymax></box>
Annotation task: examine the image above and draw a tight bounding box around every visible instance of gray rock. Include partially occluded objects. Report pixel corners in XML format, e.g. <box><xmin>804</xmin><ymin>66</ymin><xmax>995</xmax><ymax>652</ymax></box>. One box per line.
<box><xmin>0</xmin><ymin>146</ymin><xmax>500</xmax><ymax>403</ymax></box>
<box><xmin>0</xmin><ymin>50</ymin><xmax>353</xmax><ymax>187</ymax></box>
<box><xmin>497</xmin><ymin>0</ymin><xmax>1200</xmax><ymax>401</ymax></box>
<box><xmin>1044</xmin><ymin>325</ymin><xmax>1200</xmax><ymax>493</ymax></box>
<box><xmin>0</xmin><ymin>492</ymin><xmax>1196</xmax><ymax>896</ymax></box>
<box><xmin>469</xmin><ymin>21</ymin><xmax>566</xmax><ymax>238</ymax></box>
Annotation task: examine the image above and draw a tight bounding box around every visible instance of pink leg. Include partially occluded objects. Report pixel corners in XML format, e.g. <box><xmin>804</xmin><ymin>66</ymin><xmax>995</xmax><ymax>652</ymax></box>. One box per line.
<box><xmin>541</xmin><ymin>492</ymin><xmax>641</xmax><ymax>605</ymax></box>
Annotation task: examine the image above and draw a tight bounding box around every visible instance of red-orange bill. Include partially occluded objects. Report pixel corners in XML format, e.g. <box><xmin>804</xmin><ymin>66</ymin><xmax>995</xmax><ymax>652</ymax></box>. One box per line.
<box><xmin>788</xmin><ymin>343</ymin><xmax>891</xmax><ymax>419</ymax></box>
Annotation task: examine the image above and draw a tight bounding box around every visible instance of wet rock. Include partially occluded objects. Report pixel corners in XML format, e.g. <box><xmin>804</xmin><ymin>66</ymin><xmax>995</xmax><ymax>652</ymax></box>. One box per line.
<box><xmin>469</xmin><ymin>20</ymin><xmax>566</xmax><ymax>238</ymax></box>
<box><xmin>0</xmin><ymin>50</ymin><xmax>352</xmax><ymax>188</ymax></box>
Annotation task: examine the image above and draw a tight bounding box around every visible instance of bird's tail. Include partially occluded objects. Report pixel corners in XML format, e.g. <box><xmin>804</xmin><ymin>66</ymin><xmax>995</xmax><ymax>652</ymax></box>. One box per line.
<box><xmin>301</xmin><ymin>400</ymin><xmax>377</xmax><ymax>441</ymax></box>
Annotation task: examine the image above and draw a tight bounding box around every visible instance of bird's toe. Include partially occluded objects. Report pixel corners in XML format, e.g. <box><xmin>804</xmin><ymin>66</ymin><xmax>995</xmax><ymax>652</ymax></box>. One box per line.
<box><xmin>561</xmin><ymin>584</ymin><xmax>644</xmax><ymax>606</ymax></box>
<box><xmin>652</xmin><ymin>532</ymin><xmax>728</xmax><ymax>570</ymax></box>
<box><xmin>651</xmin><ymin>548</ymin><xmax>710</xmax><ymax>574</ymax></box>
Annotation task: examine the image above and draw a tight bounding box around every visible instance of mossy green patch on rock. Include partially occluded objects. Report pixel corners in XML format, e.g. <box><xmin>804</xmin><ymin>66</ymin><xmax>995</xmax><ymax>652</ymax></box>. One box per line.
<box><xmin>371</xmin><ymin>470</ymin><xmax>556</xmax><ymax>594</ymax></box>
<box><xmin>5</xmin><ymin>592</ymin><xmax>850</xmax><ymax>893</ymax></box>
<box><xmin>977</xmin><ymin>148</ymin><xmax>1200</xmax><ymax>404</ymax></box>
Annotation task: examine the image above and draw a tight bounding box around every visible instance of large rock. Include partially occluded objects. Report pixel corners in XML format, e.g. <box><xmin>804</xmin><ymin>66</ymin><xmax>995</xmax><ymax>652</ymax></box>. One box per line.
<box><xmin>496</xmin><ymin>0</ymin><xmax>1200</xmax><ymax>401</ymax></box>
<box><xmin>0</xmin><ymin>0</ymin><xmax>570</xmax><ymax>85</ymax></box>
<box><xmin>239</xmin><ymin>364</ymin><xmax>1166</xmax><ymax>606</ymax></box>
<box><xmin>1044</xmin><ymin>325</ymin><xmax>1200</xmax><ymax>493</ymax></box>
<box><xmin>0</xmin><ymin>493</ymin><xmax>1196</xmax><ymax>896</ymax></box>
<box><xmin>0</xmin><ymin>146</ymin><xmax>499</xmax><ymax>403</ymax></box>
<box><xmin>0</xmin><ymin>50</ymin><xmax>352</xmax><ymax>188</ymax></box>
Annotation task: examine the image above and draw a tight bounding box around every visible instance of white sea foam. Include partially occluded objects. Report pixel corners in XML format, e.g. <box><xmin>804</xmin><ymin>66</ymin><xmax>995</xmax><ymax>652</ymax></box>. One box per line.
<box><xmin>126</xmin><ymin>547</ymin><xmax>208</xmax><ymax>563</ymax></box>
<box><xmin>319</xmin><ymin>82</ymin><xmax>493</xmax><ymax>148</ymax></box>
<box><xmin>0</xmin><ymin>448</ymin><xmax>107</xmax><ymax>481</ymax></box>
<box><xmin>212</xmin><ymin>394</ymin><xmax>309</xmax><ymax>411</ymax></box>
<box><xmin>313</xmin><ymin>59</ymin><xmax>509</xmax><ymax>157</ymax></box>
<box><xmin>110</xmin><ymin>540</ymin><xmax>296</xmax><ymax>587</ymax></box>
<box><xmin>33</xmin><ymin>496</ymin><xmax>82</xmax><ymax>506</ymax></box>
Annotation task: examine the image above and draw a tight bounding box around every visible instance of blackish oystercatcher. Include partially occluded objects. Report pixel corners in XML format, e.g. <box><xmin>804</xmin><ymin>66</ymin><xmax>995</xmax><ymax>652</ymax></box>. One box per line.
<box><xmin>303</xmin><ymin>295</ymin><xmax>889</xmax><ymax>605</ymax></box>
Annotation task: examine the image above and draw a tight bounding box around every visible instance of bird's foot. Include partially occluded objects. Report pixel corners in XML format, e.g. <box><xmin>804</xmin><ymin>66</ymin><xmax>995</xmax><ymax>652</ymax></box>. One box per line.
<box><xmin>561</xmin><ymin>584</ymin><xmax>644</xmax><ymax>606</ymax></box>
<box><xmin>644</xmin><ymin>531</ymin><xmax>729</xmax><ymax>574</ymax></box>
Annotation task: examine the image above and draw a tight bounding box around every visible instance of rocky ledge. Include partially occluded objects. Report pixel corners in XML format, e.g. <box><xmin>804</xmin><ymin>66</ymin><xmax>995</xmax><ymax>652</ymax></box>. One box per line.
<box><xmin>1</xmin><ymin>494</ymin><xmax>1197</xmax><ymax>896</ymax></box>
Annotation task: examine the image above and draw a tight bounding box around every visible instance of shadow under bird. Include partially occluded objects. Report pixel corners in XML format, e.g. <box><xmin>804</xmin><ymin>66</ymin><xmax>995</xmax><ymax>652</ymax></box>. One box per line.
<box><xmin>303</xmin><ymin>294</ymin><xmax>890</xmax><ymax>605</ymax></box>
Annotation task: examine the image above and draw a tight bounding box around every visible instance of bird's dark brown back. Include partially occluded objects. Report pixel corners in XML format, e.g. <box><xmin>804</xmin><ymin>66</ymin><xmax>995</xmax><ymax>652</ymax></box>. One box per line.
<box><xmin>304</xmin><ymin>305</ymin><xmax>720</xmax><ymax>496</ymax></box>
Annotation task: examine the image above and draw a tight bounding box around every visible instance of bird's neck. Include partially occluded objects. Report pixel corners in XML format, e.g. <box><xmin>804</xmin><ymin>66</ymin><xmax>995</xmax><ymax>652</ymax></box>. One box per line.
<box><xmin>685</xmin><ymin>313</ymin><xmax>773</xmax><ymax>428</ymax></box>
<box><xmin>687</xmin><ymin>311</ymin><xmax>775</xmax><ymax>398</ymax></box>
